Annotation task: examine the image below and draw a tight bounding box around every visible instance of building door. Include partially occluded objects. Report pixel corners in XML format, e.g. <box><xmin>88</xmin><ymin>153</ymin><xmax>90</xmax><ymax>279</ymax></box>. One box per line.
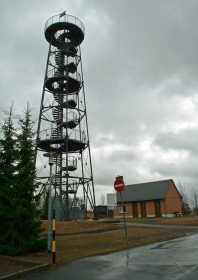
<box><xmin>132</xmin><ymin>202</ymin><xmax>138</xmax><ymax>218</ymax></box>
<box><xmin>155</xmin><ymin>200</ymin><xmax>161</xmax><ymax>217</ymax></box>
<box><xmin>140</xmin><ymin>202</ymin><xmax>146</xmax><ymax>218</ymax></box>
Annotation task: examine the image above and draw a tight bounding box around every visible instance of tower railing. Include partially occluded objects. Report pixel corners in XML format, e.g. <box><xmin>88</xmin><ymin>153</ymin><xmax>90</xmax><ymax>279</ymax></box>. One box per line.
<box><xmin>39</xmin><ymin>128</ymin><xmax>87</xmax><ymax>143</ymax></box>
<box><xmin>44</xmin><ymin>13</ymin><xmax>85</xmax><ymax>34</ymax></box>
<box><xmin>47</xmin><ymin>68</ymin><xmax>81</xmax><ymax>83</ymax></box>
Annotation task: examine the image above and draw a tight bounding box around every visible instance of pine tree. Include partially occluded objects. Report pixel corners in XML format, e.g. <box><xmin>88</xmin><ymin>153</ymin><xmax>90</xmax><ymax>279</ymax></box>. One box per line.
<box><xmin>0</xmin><ymin>107</ymin><xmax>18</xmax><ymax>254</ymax></box>
<box><xmin>15</xmin><ymin>104</ymin><xmax>41</xmax><ymax>252</ymax></box>
<box><xmin>0</xmin><ymin>105</ymin><xmax>44</xmax><ymax>255</ymax></box>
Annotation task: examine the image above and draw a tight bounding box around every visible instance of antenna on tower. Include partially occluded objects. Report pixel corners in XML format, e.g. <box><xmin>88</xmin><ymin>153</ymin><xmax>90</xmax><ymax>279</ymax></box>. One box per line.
<box><xmin>59</xmin><ymin>11</ymin><xmax>66</xmax><ymax>18</ymax></box>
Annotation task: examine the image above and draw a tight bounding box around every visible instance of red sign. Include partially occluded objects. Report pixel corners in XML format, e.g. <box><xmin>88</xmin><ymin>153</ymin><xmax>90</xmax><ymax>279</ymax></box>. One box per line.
<box><xmin>114</xmin><ymin>175</ymin><xmax>125</xmax><ymax>192</ymax></box>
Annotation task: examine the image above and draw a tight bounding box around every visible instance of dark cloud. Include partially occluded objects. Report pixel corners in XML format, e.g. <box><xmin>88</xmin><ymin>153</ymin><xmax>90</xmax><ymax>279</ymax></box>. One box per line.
<box><xmin>1</xmin><ymin>0</ymin><xmax>198</xmax><ymax>199</ymax></box>
<box><xmin>155</xmin><ymin>127</ymin><xmax>198</xmax><ymax>153</ymax></box>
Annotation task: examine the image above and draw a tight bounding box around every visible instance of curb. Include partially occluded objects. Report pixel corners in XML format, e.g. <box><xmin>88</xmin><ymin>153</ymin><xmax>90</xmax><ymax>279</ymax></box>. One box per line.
<box><xmin>0</xmin><ymin>263</ymin><xmax>50</xmax><ymax>280</ymax></box>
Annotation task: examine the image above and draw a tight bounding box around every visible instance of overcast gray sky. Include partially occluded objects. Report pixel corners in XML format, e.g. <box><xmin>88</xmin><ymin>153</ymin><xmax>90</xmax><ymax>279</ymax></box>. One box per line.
<box><xmin>1</xmin><ymin>0</ymin><xmax>198</xmax><ymax>203</ymax></box>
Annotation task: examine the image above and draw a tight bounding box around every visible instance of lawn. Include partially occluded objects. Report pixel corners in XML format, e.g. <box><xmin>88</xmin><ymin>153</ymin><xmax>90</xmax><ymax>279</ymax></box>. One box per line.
<box><xmin>0</xmin><ymin>256</ymin><xmax>39</xmax><ymax>277</ymax></box>
<box><xmin>1</xmin><ymin>219</ymin><xmax>198</xmax><ymax>276</ymax></box>
<box><xmin>155</xmin><ymin>216</ymin><xmax>198</xmax><ymax>226</ymax></box>
<box><xmin>41</xmin><ymin>219</ymin><xmax>117</xmax><ymax>235</ymax></box>
<box><xmin>125</xmin><ymin>215</ymin><xmax>198</xmax><ymax>226</ymax></box>
<box><xmin>14</xmin><ymin>220</ymin><xmax>198</xmax><ymax>265</ymax></box>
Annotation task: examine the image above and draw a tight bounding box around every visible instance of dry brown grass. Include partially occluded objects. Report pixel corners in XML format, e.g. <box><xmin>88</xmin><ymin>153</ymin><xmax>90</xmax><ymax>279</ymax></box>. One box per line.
<box><xmin>0</xmin><ymin>256</ymin><xmax>36</xmax><ymax>276</ymax></box>
<box><xmin>1</xmin><ymin>220</ymin><xmax>198</xmax><ymax>276</ymax></box>
<box><xmin>41</xmin><ymin>220</ymin><xmax>117</xmax><ymax>235</ymax></box>
<box><xmin>155</xmin><ymin>216</ymin><xmax>198</xmax><ymax>226</ymax></box>
<box><xmin>24</xmin><ymin>224</ymin><xmax>198</xmax><ymax>265</ymax></box>
<box><xmin>125</xmin><ymin>216</ymin><xmax>198</xmax><ymax>226</ymax></box>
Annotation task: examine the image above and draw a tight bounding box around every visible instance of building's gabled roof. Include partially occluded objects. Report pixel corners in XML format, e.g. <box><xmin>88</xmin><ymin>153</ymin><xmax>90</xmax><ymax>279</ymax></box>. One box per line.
<box><xmin>117</xmin><ymin>179</ymin><xmax>175</xmax><ymax>203</ymax></box>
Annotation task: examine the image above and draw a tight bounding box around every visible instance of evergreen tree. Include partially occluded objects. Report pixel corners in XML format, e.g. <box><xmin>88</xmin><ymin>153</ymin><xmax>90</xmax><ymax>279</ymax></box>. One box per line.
<box><xmin>0</xmin><ymin>105</ymin><xmax>43</xmax><ymax>255</ymax></box>
<box><xmin>15</xmin><ymin>104</ymin><xmax>41</xmax><ymax>252</ymax></box>
<box><xmin>0</xmin><ymin>107</ymin><xmax>18</xmax><ymax>253</ymax></box>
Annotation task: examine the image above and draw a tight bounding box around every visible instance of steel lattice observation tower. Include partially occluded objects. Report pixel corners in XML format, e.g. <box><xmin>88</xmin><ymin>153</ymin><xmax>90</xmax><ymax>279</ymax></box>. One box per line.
<box><xmin>35</xmin><ymin>12</ymin><xmax>96</xmax><ymax>219</ymax></box>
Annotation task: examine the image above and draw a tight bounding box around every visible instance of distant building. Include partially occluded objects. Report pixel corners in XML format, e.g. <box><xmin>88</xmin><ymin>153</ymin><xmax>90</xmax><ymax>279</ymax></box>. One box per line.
<box><xmin>53</xmin><ymin>197</ymin><xmax>85</xmax><ymax>220</ymax></box>
<box><xmin>112</xmin><ymin>179</ymin><xmax>183</xmax><ymax>218</ymax></box>
<box><xmin>94</xmin><ymin>205</ymin><xmax>108</xmax><ymax>218</ymax></box>
<box><xmin>107</xmin><ymin>193</ymin><xmax>117</xmax><ymax>209</ymax></box>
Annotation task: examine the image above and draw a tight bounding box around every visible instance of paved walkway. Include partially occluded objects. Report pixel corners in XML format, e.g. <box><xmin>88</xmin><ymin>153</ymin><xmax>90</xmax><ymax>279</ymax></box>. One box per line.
<box><xmin>124</xmin><ymin>222</ymin><xmax>198</xmax><ymax>230</ymax></box>
<box><xmin>23</xmin><ymin>233</ymin><xmax>198</xmax><ymax>280</ymax></box>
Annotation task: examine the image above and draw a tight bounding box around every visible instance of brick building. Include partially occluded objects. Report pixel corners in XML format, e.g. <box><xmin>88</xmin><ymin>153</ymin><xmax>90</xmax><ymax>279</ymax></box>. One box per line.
<box><xmin>114</xmin><ymin>179</ymin><xmax>183</xmax><ymax>218</ymax></box>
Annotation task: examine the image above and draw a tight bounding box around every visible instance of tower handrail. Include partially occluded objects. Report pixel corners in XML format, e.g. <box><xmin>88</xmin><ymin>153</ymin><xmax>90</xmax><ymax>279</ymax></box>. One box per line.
<box><xmin>62</xmin><ymin>156</ymin><xmax>77</xmax><ymax>168</ymax></box>
<box><xmin>39</xmin><ymin>128</ymin><xmax>87</xmax><ymax>143</ymax></box>
<box><xmin>47</xmin><ymin>67</ymin><xmax>81</xmax><ymax>82</ymax></box>
<box><xmin>44</xmin><ymin>12</ymin><xmax>85</xmax><ymax>34</ymax></box>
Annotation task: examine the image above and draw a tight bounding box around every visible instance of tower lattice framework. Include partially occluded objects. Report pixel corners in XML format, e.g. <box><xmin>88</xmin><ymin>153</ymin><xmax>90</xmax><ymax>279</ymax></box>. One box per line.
<box><xmin>35</xmin><ymin>12</ymin><xmax>95</xmax><ymax>219</ymax></box>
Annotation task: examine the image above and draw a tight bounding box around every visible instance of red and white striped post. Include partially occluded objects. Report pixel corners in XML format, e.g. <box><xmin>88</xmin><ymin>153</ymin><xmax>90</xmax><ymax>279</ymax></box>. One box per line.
<box><xmin>52</xmin><ymin>208</ymin><xmax>56</xmax><ymax>264</ymax></box>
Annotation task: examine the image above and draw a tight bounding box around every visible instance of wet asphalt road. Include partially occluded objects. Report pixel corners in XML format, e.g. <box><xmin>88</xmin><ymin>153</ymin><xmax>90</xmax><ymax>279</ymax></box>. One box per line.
<box><xmin>23</xmin><ymin>233</ymin><xmax>198</xmax><ymax>280</ymax></box>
